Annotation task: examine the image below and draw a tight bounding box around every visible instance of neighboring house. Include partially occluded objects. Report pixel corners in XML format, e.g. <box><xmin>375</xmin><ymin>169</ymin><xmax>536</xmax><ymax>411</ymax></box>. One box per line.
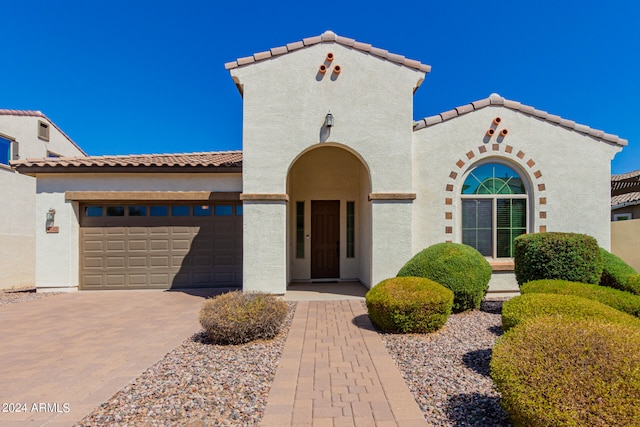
<box><xmin>1</xmin><ymin>110</ymin><xmax>86</xmax><ymax>289</ymax></box>
<box><xmin>611</xmin><ymin>170</ymin><xmax>640</xmax><ymax>220</ymax></box>
<box><xmin>610</xmin><ymin>170</ymin><xmax>640</xmax><ymax>271</ymax></box>
<box><xmin>12</xmin><ymin>31</ymin><xmax>627</xmax><ymax>294</ymax></box>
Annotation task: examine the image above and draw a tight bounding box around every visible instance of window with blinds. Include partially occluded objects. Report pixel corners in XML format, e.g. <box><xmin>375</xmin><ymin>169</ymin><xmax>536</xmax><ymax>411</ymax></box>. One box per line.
<box><xmin>461</xmin><ymin>163</ymin><xmax>528</xmax><ymax>258</ymax></box>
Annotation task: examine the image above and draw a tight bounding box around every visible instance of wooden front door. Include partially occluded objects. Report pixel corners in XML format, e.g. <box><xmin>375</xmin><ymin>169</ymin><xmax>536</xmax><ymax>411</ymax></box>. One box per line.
<box><xmin>311</xmin><ymin>200</ymin><xmax>340</xmax><ymax>278</ymax></box>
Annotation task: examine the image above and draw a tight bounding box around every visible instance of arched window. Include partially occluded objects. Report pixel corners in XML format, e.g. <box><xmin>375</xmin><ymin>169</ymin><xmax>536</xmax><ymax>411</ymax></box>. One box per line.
<box><xmin>461</xmin><ymin>163</ymin><xmax>527</xmax><ymax>258</ymax></box>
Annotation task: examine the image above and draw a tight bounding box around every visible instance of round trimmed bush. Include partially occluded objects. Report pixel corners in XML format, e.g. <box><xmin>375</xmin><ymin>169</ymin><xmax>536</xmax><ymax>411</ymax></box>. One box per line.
<box><xmin>501</xmin><ymin>292</ymin><xmax>640</xmax><ymax>332</ymax></box>
<box><xmin>199</xmin><ymin>291</ymin><xmax>288</xmax><ymax>345</ymax></box>
<box><xmin>491</xmin><ymin>317</ymin><xmax>640</xmax><ymax>426</ymax></box>
<box><xmin>599</xmin><ymin>248</ymin><xmax>639</xmax><ymax>294</ymax></box>
<box><xmin>521</xmin><ymin>279</ymin><xmax>640</xmax><ymax>317</ymax></box>
<box><xmin>397</xmin><ymin>243</ymin><xmax>491</xmax><ymax>312</ymax></box>
<box><xmin>365</xmin><ymin>277</ymin><xmax>453</xmax><ymax>333</ymax></box>
<box><xmin>514</xmin><ymin>232</ymin><xmax>603</xmax><ymax>285</ymax></box>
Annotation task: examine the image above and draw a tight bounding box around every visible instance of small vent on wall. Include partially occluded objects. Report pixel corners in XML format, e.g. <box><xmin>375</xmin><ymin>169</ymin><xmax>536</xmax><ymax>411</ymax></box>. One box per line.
<box><xmin>38</xmin><ymin>120</ymin><xmax>50</xmax><ymax>141</ymax></box>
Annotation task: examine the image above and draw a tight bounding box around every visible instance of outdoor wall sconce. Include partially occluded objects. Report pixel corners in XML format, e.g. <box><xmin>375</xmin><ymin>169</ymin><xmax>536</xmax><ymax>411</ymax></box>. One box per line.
<box><xmin>325</xmin><ymin>112</ymin><xmax>334</xmax><ymax>128</ymax></box>
<box><xmin>46</xmin><ymin>208</ymin><xmax>59</xmax><ymax>233</ymax></box>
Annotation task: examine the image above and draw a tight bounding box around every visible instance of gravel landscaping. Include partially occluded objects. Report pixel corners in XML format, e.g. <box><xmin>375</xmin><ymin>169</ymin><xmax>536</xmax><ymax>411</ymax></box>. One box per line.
<box><xmin>4</xmin><ymin>291</ymin><xmax>512</xmax><ymax>425</ymax></box>
<box><xmin>0</xmin><ymin>287</ymin><xmax>60</xmax><ymax>307</ymax></box>
<box><xmin>381</xmin><ymin>299</ymin><xmax>511</xmax><ymax>426</ymax></box>
<box><xmin>75</xmin><ymin>302</ymin><xmax>296</xmax><ymax>427</ymax></box>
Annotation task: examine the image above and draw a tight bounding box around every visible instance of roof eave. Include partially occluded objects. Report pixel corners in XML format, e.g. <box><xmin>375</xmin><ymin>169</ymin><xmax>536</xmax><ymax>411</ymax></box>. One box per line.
<box><xmin>12</xmin><ymin>165</ymin><xmax>243</xmax><ymax>175</ymax></box>
<box><xmin>414</xmin><ymin>93</ymin><xmax>628</xmax><ymax>147</ymax></box>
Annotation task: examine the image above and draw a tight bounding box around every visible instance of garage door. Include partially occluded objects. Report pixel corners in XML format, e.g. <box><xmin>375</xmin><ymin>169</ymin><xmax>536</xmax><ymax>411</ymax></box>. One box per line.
<box><xmin>80</xmin><ymin>203</ymin><xmax>242</xmax><ymax>290</ymax></box>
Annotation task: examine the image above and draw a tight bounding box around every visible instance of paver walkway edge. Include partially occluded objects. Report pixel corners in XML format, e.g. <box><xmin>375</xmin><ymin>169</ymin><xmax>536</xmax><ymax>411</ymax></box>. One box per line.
<box><xmin>261</xmin><ymin>300</ymin><xmax>427</xmax><ymax>427</ymax></box>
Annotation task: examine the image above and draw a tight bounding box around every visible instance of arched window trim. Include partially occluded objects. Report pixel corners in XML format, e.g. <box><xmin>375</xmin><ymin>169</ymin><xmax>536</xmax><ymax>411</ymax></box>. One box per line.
<box><xmin>460</xmin><ymin>159</ymin><xmax>532</xmax><ymax>259</ymax></box>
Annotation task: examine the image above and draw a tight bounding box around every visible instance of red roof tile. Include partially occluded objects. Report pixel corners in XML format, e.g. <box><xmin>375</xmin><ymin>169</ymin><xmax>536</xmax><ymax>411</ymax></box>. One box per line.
<box><xmin>224</xmin><ymin>30</ymin><xmax>431</xmax><ymax>74</ymax></box>
<box><xmin>11</xmin><ymin>151</ymin><xmax>242</xmax><ymax>173</ymax></box>
<box><xmin>612</xmin><ymin>191</ymin><xmax>640</xmax><ymax>207</ymax></box>
<box><xmin>0</xmin><ymin>109</ymin><xmax>88</xmax><ymax>155</ymax></box>
<box><xmin>414</xmin><ymin>93</ymin><xmax>628</xmax><ymax>147</ymax></box>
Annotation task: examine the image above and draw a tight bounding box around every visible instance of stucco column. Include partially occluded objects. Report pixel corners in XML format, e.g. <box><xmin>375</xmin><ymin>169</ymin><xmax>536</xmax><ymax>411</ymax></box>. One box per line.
<box><xmin>242</xmin><ymin>200</ymin><xmax>287</xmax><ymax>294</ymax></box>
<box><xmin>370</xmin><ymin>199</ymin><xmax>413</xmax><ymax>287</ymax></box>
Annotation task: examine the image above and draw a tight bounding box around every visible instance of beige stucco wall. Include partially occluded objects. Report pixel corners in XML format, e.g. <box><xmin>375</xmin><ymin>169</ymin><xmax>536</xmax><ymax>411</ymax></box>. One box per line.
<box><xmin>0</xmin><ymin>115</ymin><xmax>85</xmax><ymax>289</ymax></box>
<box><xmin>34</xmin><ymin>173</ymin><xmax>242</xmax><ymax>291</ymax></box>
<box><xmin>611</xmin><ymin>218</ymin><xmax>640</xmax><ymax>271</ymax></box>
<box><xmin>412</xmin><ymin>105</ymin><xmax>621</xmax><ymax>293</ymax></box>
<box><xmin>233</xmin><ymin>42</ymin><xmax>425</xmax><ymax>293</ymax></box>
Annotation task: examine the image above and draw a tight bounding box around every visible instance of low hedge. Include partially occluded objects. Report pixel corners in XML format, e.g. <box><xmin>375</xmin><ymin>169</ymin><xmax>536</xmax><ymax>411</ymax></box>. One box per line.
<box><xmin>366</xmin><ymin>277</ymin><xmax>453</xmax><ymax>333</ymax></box>
<box><xmin>514</xmin><ymin>232</ymin><xmax>602</xmax><ymax>285</ymax></box>
<box><xmin>599</xmin><ymin>248</ymin><xmax>639</xmax><ymax>294</ymax></box>
<box><xmin>397</xmin><ymin>243</ymin><xmax>491</xmax><ymax>312</ymax></box>
<box><xmin>628</xmin><ymin>274</ymin><xmax>640</xmax><ymax>296</ymax></box>
<box><xmin>501</xmin><ymin>292</ymin><xmax>640</xmax><ymax>332</ymax></box>
<box><xmin>491</xmin><ymin>317</ymin><xmax>640</xmax><ymax>426</ymax></box>
<box><xmin>199</xmin><ymin>291</ymin><xmax>288</xmax><ymax>345</ymax></box>
<box><xmin>521</xmin><ymin>279</ymin><xmax>640</xmax><ymax>317</ymax></box>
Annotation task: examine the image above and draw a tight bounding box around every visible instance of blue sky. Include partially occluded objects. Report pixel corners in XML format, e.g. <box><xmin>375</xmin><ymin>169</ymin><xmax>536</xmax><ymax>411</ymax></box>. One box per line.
<box><xmin>2</xmin><ymin>1</ymin><xmax>639</xmax><ymax>174</ymax></box>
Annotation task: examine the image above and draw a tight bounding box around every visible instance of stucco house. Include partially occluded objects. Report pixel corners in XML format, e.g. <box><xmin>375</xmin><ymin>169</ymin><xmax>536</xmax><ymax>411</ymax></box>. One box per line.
<box><xmin>611</xmin><ymin>170</ymin><xmax>640</xmax><ymax>221</ymax></box>
<box><xmin>1</xmin><ymin>110</ymin><xmax>86</xmax><ymax>289</ymax></box>
<box><xmin>12</xmin><ymin>31</ymin><xmax>626</xmax><ymax>294</ymax></box>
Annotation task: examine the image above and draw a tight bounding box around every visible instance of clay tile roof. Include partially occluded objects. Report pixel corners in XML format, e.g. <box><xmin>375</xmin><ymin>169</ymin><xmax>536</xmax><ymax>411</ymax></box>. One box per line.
<box><xmin>611</xmin><ymin>169</ymin><xmax>640</xmax><ymax>193</ymax></box>
<box><xmin>0</xmin><ymin>109</ymin><xmax>88</xmax><ymax>156</ymax></box>
<box><xmin>224</xmin><ymin>30</ymin><xmax>431</xmax><ymax>74</ymax></box>
<box><xmin>414</xmin><ymin>93</ymin><xmax>628</xmax><ymax>147</ymax></box>
<box><xmin>611</xmin><ymin>191</ymin><xmax>640</xmax><ymax>207</ymax></box>
<box><xmin>612</xmin><ymin>170</ymin><xmax>640</xmax><ymax>181</ymax></box>
<box><xmin>11</xmin><ymin>150</ymin><xmax>242</xmax><ymax>174</ymax></box>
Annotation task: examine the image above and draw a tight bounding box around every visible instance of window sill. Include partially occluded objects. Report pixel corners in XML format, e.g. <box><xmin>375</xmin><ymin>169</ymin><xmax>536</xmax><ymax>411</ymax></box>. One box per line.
<box><xmin>489</xmin><ymin>259</ymin><xmax>514</xmax><ymax>272</ymax></box>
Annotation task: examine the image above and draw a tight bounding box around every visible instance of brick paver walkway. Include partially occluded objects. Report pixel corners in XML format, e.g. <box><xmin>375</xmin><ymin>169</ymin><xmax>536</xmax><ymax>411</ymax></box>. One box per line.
<box><xmin>261</xmin><ymin>300</ymin><xmax>427</xmax><ymax>426</ymax></box>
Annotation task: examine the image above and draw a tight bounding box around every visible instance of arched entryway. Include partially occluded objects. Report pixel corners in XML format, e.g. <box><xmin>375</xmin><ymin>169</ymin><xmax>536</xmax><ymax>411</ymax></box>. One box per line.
<box><xmin>286</xmin><ymin>144</ymin><xmax>372</xmax><ymax>287</ymax></box>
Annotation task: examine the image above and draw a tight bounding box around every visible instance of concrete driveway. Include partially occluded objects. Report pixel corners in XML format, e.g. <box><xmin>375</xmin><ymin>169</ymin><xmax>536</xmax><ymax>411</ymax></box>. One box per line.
<box><xmin>0</xmin><ymin>290</ymin><xmax>219</xmax><ymax>427</ymax></box>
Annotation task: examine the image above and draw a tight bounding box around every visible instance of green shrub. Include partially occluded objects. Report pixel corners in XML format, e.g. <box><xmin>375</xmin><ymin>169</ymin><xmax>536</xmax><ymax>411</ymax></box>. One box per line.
<box><xmin>397</xmin><ymin>243</ymin><xmax>491</xmax><ymax>312</ymax></box>
<box><xmin>365</xmin><ymin>277</ymin><xmax>453</xmax><ymax>333</ymax></box>
<box><xmin>628</xmin><ymin>274</ymin><xmax>640</xmax><ymax>295</ymax></box>
<box><xmin>599</xmin><ymin>248</ymin><xmax>639</xmax><ymax>294</ymax></box>
<box><xmin>199</xmin><ymin>291</ymin><xmax>288</xmax><ymax>345</ymax></box>
<box><xmin>491</xmin><ymin>317</ymin><xmax>640</xmax><ymax>426</ymax></box>
<box><xmin>501</xmin><ymin>292</ymin><xmax>640</xmax><ymax>332</ymax></box>
<box><xmin>522</xmin><ymin>279</ymin><xmax>640</xmax><ymax>317</ymax></box>
<box><xmin>514</xmin><ymin>232</ymin><xmax>603</xmax><ymax>285</ymax></box>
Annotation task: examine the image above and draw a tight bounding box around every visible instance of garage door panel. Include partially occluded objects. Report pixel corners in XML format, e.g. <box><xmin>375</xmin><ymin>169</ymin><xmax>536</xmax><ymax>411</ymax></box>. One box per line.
<box><xmin>150</xmin><ymin>227</ymin><xmax>170</xmax><ymax>236</ymax></box>
<box><xmin>128</xmin><ymin>240</ymin><xmax>148</xmax><ymax>251</ymax></box>
<box><xmin>84</xmin><ymin>256</ymin><xmax>103</xmax><ymax>268</ymax></box>
<box><xmin>106</xmin><ymin>240</ymin><xmax>125</xmax><ymax>251</ymax></box>
<box><xmin>106</xmin><ymin>257</ymin><xmax>125</xmax><ymax>268</ymax></box>
<box><xmin>128</xmin><ymin>227</ymin><xmax>148</xmax><ymax>235</ymax></box>
<box><xmin>150</xmin><ymin>239</ymin><xmax>169</xmax><ymax>251</ymax></box>
<box><xmin>150</xmin><ymin>256</ymin><xmax>170</xmax><ymax>267</ymax></box>
<box><xmin>80</xmin><ymin>203</ymin><xmax>242</xmax><ymax>290</ymax></box>
<box><xmin>106</xmin><ymin>275</ymin><xmax>125</xmax><ymax>287</ymax></box>
<box><xmin>150</xmin><ymin>273</ymin><xmax>170</xmax><ymax>286</ymax></box>
<box><xmin>128</xmin><ymin>256</ymin><xmax>147</xmax><ymax>268</ymax></box>
<box><xmin>84</xmin><ymin>240</ymin><xmax>104</xmax><ymax>252</ymax></box>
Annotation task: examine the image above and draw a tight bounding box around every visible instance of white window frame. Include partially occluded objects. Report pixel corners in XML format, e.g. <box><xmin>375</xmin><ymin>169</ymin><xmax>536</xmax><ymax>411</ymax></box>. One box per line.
<box><xmin>613</xmin><ymin>213</ymin><xmax>632</xmax><ymax>221</ymax></box>
<box><xmin>459</xmin><ymin>160</ymin><xmax>532</xmax><ymax>259</ymax></box>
